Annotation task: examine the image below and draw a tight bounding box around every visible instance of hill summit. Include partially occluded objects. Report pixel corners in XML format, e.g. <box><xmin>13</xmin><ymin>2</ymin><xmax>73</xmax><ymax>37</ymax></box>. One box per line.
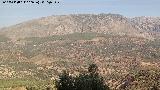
<box><xmin>1</xmin><ymin>14</ymin><xmax>160</xmax><ymax>40</ymax></box>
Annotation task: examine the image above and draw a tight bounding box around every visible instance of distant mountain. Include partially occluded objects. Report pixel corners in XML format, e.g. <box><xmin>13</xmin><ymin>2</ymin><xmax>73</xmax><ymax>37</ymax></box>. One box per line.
<box><xmin>131</xmin><ymin>16</ymin><xmax>160</xmax><ymax>32</ymax></box>
<box><xmin>1</xmin><ymin>14</ymin><xmax>160</xmax><ymax>40</ymax></box>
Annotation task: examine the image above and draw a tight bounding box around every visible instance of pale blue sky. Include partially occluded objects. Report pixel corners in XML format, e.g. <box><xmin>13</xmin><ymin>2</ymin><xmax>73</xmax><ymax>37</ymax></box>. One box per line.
<box><xmin>0</xmin><ymin>0</ymin><xmax>160</xmax><ymax>28</ymax></box>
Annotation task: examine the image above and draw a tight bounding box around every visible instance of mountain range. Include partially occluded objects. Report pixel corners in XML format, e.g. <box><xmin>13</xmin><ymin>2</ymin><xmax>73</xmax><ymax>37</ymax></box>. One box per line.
<box><xmin>0</xmin><ymin>14</ymin><xmax>160</xmax><ymax>40</ymax></box>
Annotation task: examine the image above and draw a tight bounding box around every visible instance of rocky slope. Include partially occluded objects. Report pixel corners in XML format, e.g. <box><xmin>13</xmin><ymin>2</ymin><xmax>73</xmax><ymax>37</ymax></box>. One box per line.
<box><xmin>131</xmin><ymin>16</ymin><xmax>160</xmax><ymax>32</ymax></box>
<box><xmin>1</xmin><ymin>14</ymin><xmax>160</xmax><ymax>40</ymax></box>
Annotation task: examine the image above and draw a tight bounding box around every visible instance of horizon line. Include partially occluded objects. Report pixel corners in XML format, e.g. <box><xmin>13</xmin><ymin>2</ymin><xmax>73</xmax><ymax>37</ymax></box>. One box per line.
<box><xmin>0</xmin><ymin>13</ymin><xmax>160</xmax><ymax>29</ymax></box>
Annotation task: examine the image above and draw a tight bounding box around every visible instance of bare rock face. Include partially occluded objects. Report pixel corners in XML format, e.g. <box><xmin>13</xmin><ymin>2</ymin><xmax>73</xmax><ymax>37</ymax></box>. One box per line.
<box><xmin>131</xmin><ymin>16</ymin><xmax>160</xmax><ymax>32</ymax></box>
<box><xmin>0</xmin><ymin>14</ymin><xmax>160</xmax><ymax>40</ymax></box>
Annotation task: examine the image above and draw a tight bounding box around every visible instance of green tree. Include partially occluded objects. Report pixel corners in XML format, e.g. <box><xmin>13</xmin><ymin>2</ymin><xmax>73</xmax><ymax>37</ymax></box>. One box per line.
<box><xmin>56</xmin><ymin>64</ymin><xmax>110</xmax><ymax>90</ymax></box>
<box><xmin>56</xmin><ymin>70</ymin><xmax>75</xmax><ymax>90</ymax></box>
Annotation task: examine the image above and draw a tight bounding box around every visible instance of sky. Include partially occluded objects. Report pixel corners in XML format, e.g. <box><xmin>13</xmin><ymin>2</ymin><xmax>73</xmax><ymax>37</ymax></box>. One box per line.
<box><xmin>0</xmin><ymin>0</ymin><xmax>160</xmax><ymax>28</ymax></box>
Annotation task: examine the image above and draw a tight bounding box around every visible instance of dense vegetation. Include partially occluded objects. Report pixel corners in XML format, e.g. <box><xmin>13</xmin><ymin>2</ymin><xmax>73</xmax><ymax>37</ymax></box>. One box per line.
<box><xmin>56</xmin><ymin>64</ymin><xmax>110</xmax><ymax>90</ymax></box>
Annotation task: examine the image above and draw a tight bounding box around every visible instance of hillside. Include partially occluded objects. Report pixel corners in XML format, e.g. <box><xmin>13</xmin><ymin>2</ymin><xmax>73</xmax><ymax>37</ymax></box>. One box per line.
<box><xmin>1</xmin><ymin>14</ymin><xmax>160</xmax><ymax>40</ymax></box>
<box><xmin>0</xmin><ymin>14</ymin><xmax>159</xmax><ymax>89</ymax></box>
<box><xmin>0</xmin><ymin>32</ymin><xmax>159</xmax><ymax>89</ymax></box>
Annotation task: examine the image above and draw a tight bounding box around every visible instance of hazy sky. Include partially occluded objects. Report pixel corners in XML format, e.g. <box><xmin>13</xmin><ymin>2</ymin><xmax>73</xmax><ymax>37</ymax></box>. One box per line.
<box><xmin>0</xmin><ymin>0</ymin><xmax>160</xmax><ymax>28</ymax></box>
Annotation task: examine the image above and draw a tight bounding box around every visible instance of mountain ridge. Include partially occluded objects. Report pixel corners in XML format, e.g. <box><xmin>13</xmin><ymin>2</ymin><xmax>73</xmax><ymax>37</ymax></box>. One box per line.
<box><xmin>0</xmin><ymin>13</ymin><xmax>160</xmax><ymax>40</ymax></box>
